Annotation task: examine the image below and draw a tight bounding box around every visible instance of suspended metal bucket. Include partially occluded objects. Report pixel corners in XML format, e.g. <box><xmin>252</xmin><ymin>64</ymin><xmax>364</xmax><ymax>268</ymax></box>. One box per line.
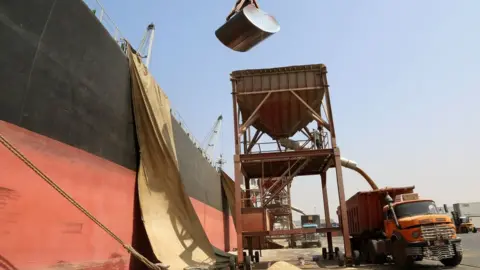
<box><xmin>215</xmin><ymin>4</ymin><xmax>280</xmax><ymax>52</ymax></box>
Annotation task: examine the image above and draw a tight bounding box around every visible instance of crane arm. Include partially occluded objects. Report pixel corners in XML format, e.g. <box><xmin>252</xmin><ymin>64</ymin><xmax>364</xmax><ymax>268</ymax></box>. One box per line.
<box><xmin>202</xmin><ymin>115</ymin><xmax>223</xmax><ymax>160</ymax></box>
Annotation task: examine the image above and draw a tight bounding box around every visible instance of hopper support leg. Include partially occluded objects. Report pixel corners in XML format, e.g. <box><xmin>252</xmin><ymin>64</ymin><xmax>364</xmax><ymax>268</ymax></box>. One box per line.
<box><xmin>234</xmin><ymin>154</ymin><xmax>244</xmax><ymax>264</ymax></box>
<box><xmin>232</xmin><ymin>85</ymin><xmax>246</xmax><ymax>265</ymax></box>
<box><xmin>321</xmin><ymin>172</ymin><xmax>334</xmax><ymax>259</ymax></box>
<box><xmin>333</xmin><ymin>147</ymin><xmax>353</xmax><ymax>265</ymax></box>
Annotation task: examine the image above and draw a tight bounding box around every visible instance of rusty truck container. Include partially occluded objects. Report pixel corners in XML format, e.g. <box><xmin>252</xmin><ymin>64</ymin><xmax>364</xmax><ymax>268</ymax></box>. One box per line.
<box><xmin>338</xmin><ymin>186</ymin><xmax>415</xmax><ymax>236</ymax></box>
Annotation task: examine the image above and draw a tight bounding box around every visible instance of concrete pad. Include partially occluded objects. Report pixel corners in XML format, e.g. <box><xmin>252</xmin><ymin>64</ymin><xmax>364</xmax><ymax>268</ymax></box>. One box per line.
<box><xmin>249</xmin><ymin>235</ymin><xmax>480</xmax><ymax>269</ymax></box>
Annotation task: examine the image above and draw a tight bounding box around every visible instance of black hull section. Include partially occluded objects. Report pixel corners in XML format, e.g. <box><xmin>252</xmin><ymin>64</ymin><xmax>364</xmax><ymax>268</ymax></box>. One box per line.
<box><xmin>170</xmin><ymin>116</ymin><xmax>223</xmax><ymax>211</ymax></box>
<box><xmin>0</xmin><ymin>0</ymin><xmax>223</xmax><ymax>211</ymax></box>
<box><xmin>0</xmin><ymin>0</ymin><xmax>136</xmax><ymax>169</ymax></box>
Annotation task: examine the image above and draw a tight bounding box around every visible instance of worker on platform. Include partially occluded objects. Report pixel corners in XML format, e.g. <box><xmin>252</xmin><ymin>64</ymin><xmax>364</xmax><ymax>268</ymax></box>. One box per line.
<box><xmin>312</xmin><ymin>120</ymin><xmax>326</xmax><ymax>149</ymax></box>
<box><xmin>312</xmin><ymin>129</ymin><xmax>321</xmax><ymax>149</ymax></box>
<box><xmin>226</xmin><ymin>0</ymin><xmax>260</xmax><ymax>20</ymax></box>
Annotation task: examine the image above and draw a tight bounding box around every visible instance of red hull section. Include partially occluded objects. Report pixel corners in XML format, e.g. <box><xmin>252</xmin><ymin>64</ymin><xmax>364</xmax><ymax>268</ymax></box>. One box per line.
<box><xmin>0</xmin><ymin>121</ymin><xmax>236</xmax><ymax>269</ymax></box>
<box><xmin>190</xmin><ymin>198</ymin><xmax>237</xmax><ymax>252</ymax></box>
<box><xmin>0</xmin><ymin>121</ymin><xmax>135</xmax><ymax>269</ymax></box>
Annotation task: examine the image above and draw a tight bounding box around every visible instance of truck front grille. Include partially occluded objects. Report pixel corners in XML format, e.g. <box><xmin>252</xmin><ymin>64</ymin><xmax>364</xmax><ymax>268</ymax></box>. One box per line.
<box><xmin>424</xmin><ymin>245</ymin><xmax>455</xmax><ymax>260</ymax></box>
<box><xmin>421</xmin><ymin>224</ymin><xmax>455</xmax><ymax>241</ymax></box>
<box><xmin>406</xmin><ymin>243</ymin><xmax>462</xmax><ymax>260</ymax></box>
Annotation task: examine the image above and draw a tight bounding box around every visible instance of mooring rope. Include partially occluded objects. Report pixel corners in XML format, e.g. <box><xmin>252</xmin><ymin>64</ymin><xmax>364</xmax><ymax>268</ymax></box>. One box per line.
<box><xmin>0</xmin><ymin>133</ymin><xmax>165</xmax><ymax>270</ymax></box>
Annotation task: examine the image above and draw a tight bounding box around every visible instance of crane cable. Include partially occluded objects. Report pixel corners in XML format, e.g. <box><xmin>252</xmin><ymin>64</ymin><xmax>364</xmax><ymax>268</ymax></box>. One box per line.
<box><xmin>0</xmin><ymin>133</ymin><xmax>162</xmax><ymax>270</ymax></box>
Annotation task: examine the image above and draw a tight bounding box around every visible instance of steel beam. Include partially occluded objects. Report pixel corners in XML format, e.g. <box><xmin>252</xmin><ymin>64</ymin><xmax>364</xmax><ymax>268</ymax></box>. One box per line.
<box><xmin>240</xmin><ymin>148</ymin><xmax>333</xmax><ymax>162</ymax></box>
<box><xmin>232</xmin><ymin>81</ymin><xmax>245</xmax><ymax>264</ymax></box>
<box><xmin>290</xmin><ymin>90</ymin><xmax>330</xmax><ymax>131</ymax></box>
<box><xmin>323</xmin><ymin>77</ymin><xmax>353</xmax><ymax>264</ymax></box>
<box><xmin>321</xmin><ymin>172</ymin><xmax>334</xmax><ymax>259</ymax></box>
<box><xmin>238</xmin><ymin>92</ymin><xmax>272</xmax><ymax>137</ymax></box>
<box><xmin>243</xmin><ymin>227</ymin><xmax>341</xmax><ymax>236</ymax></box>
<box><xmin>235</xmin><ymin>86</ymin><xmax>323</xmax><ymax>96</ymax></box>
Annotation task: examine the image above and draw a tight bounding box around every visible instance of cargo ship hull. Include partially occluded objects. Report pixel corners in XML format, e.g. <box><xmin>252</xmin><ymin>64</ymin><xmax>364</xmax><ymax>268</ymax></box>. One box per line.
<box><xmin>0</xmin><ymin>0</ymin><xmax>235</xmax><ymax>269</ymax></box>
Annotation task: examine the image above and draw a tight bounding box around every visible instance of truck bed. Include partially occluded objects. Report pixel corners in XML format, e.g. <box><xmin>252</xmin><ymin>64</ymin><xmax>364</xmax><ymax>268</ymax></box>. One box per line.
<box><xmin>338</xmin><ymin>186</ymin><xmax>415</xmax><ymax>236</ymax></box>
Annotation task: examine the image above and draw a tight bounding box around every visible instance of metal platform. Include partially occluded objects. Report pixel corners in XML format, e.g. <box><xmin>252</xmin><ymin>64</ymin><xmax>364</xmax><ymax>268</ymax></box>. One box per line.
<box><xmin>243</xmin><ymin>227</ymin><xmax>342</xmax><ymax>237</ymax></box>
<box><xmin>240</xmin><ymin>149</ymin><xmax>334</xmax><ymax>178</ymax></box>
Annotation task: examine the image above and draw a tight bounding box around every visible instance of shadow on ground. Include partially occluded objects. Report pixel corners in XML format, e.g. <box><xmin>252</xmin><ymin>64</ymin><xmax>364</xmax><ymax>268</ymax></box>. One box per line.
<box><xmin>253</xmin><ymin>250</ymin><xmax>469</xmax><ymax>269</ymax></box>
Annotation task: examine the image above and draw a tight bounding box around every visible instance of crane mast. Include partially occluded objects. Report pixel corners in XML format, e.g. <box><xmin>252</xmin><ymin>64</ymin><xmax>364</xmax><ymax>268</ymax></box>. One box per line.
<box><xmin>137</xmin><ymin>23</ymin><xmax>156</xmax><ymax>68</ymax></box>
<box><xmin>202</xmin><ymin>115</ymin><xmax>223</xmax><ymax>164</ymax></box>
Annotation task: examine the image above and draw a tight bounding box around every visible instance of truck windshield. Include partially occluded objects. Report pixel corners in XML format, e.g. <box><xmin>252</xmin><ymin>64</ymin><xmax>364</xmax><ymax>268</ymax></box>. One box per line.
<box><xmin>302</xmin><ymin>223</ymin><xmax>318</xmax><ymax>228</ymax></box>
<box><xmin>394</xmin><ymin>201</ymin><xmax>438</xmax><ymax>218</ymax></box>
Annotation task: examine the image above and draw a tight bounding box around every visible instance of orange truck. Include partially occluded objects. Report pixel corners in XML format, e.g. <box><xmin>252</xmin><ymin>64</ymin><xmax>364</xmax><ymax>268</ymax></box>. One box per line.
<box><xmin>338</xmin><ymin>186</ymin><xmax>463</xmax><ymax>268</ymax></box>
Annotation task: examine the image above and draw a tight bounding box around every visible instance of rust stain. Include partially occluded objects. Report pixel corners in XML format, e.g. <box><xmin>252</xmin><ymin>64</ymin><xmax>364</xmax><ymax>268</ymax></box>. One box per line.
<box><xmin>62</xmin><ymin>222</ymin><xmax>83</xmax><ymax>234</ymax></box>
<box><xmin>48</xmin><ymin>255</ymin><xmax>127</xmax><ymax>270</ymax></box>
<box><xmin>0</xmin><ymin>188</ymin><xmax>20</xmax><ymax>210</ymax></box>
<box><xmin>0</xmin><ymin>188</ymin><xmax>20</xmax><ymax>235</ymax></box>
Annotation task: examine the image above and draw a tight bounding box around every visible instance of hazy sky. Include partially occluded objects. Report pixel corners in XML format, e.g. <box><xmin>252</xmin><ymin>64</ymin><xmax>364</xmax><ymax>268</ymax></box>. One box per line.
<box><xmin>90</xmin><ymin>0</ymin><xmax>480</xmax><ymax>221</ymax></box>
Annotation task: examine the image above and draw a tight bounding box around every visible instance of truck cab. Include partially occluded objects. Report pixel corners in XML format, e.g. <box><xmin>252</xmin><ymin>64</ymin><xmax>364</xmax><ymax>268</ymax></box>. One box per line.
<box><xmin>341</xmin><ymin>187</ymin><xmax>464</xmax><ymax>268</ymax></box>
<box><xmin>382</xmin><ymin>193</ymin><xmax>462</xmax><ymax>268</ymax></box>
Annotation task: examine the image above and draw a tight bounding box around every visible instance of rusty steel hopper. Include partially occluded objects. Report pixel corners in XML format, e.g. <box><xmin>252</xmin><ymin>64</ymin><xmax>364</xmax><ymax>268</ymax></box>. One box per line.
<box><xmin>216</xmin><ymin>4</ymin><xmax>280</xmax><ymax>52</ymax></box>
<box><xmin>230</xmin><ymin>64</ymin><xmax>328</xmax><ymax>139</ymax></box>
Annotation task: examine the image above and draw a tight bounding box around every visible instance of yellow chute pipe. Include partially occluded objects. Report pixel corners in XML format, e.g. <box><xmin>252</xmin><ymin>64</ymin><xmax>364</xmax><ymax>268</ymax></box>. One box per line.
<box><xmin>340</xmin><ymin>157</ymin><xmax>379</xmax><ymax>190</ymax></box>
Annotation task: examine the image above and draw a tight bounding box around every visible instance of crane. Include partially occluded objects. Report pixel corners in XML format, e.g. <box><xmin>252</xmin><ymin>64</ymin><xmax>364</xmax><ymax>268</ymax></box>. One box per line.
<box><xmin>201</xmin><ymin>115</ymin><xmax>223</xmax><ymax>164</ymax></box>
<box><xmin>136</xmin><ymin>23</ymin><xmax>156</xmax><ymax>68</ymax></box>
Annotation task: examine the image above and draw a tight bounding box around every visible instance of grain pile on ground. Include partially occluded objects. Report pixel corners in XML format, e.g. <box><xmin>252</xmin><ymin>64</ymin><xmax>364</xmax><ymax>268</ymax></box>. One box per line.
<box><xmin>267</xmin><ymin>261</ymin><xmax>301</xmax><ymax>270</ymax></box>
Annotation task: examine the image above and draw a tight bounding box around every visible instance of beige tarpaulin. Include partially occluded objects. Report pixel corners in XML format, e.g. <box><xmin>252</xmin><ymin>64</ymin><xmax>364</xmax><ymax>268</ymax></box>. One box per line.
<box><xmin>220</xmin><ymin>170</ymin><xmax>238</xmax><ymax>226</ymax></box>
<box><xmin>128</xmin><ymin>45</ymin><xmax>216</xmax><ymax>269</ymax></box>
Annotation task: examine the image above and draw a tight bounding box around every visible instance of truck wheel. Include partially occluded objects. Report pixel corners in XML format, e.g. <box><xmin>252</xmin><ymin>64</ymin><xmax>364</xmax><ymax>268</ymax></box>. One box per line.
<box><xmin>473</xmin><ymin>227</ymin><xmax>478</xmax><ymax>233</ymax></box>
<box><xmin>441</xmin><ymin>252</ymin><xmax>463</xmax><ymax>267</ymax></box>
<box><xmin>243</xmin><ymin>256</ymin><xmax>252</xmax><ymax>270</ymax></box>
<box><xmin>392</xmin><ymin>241</ymin><xmax>414</xmax><ymax>269</ymax></box>
<box><xmin>335</xmin><ymin>247</ymin><xmax>340</xmax><ymax>258</ymax></box>
<box><xmin>353</xmin><ymin>250</ymin><xmax>361</xmax><ymax>266</ymax></box>
<box><xmin>337</xmin><ymin>251</ymin><xmax>345</xmax><ymax>267</ymax></box>
<box><xmin>414</xmin><ymin>256</ymin><xmax>423</xmax><ymax>262</ymax></box>
<box><xmin>368</xmin><ymin>240</ymin><xmax>386</xmax><ymax>264</ymax></box>
<box><xmin>322</xmin><ymin>248</ymin><xmax>327</xmax><ymax>259</ymax></box>
<box><xmin>229</xmin><ymin>256</ymin><xmax>236</xmax><ymax>270</ymax></box>
<box><xmin>254</xmin><ymin>251</ymin><xmax>260</xmax><ymax>263</ymax></box>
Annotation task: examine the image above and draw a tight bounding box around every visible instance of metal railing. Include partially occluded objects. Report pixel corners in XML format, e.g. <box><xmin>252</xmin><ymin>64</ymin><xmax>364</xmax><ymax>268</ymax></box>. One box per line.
<box><xmin>83</xmin><ymin>0</ymin><xmax>125</xmax><ymax>45</ymax></box>
<box><xmin>170</xmin><ymin>109</ymin><xmax>219</xmax><ymax>168</ymax></box>
<box><xmin>82</xmin><ymin>0</ymin><xmax>221</xmax><ymax>170</ymax></box>
<box><xmin>243</xmin><ymin>139</ymin><xmax>313</xmax><ymax>154</ymax></box>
